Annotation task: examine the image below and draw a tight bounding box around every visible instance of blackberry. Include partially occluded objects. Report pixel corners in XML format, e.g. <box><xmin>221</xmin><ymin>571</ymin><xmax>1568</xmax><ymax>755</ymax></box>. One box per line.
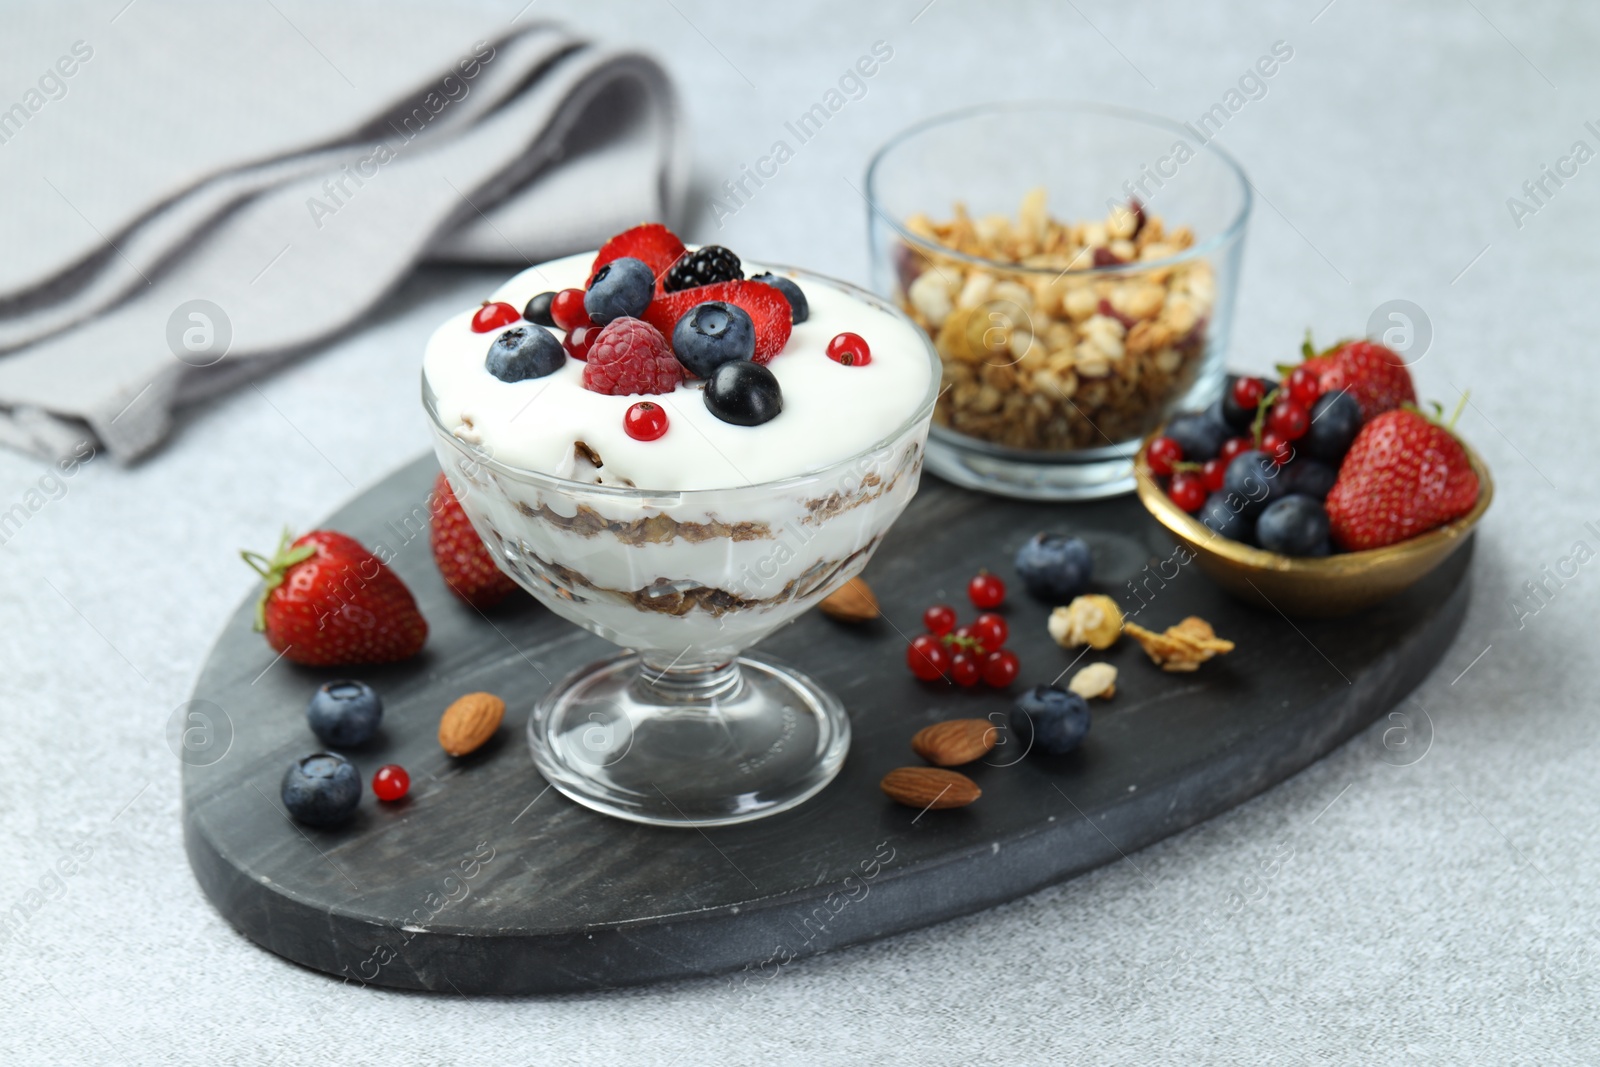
<box><xmin>664</xmin><ymin>245</ymin><xmax>743</xmax><ymax>292</ymax></box>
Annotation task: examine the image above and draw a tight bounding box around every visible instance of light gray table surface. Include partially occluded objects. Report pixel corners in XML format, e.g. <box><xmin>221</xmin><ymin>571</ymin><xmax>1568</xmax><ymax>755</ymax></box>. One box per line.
<box><xmin>3</xmin><ymin>2</ymin><xmax>1595</xmax><ymax>1063</ymax></box>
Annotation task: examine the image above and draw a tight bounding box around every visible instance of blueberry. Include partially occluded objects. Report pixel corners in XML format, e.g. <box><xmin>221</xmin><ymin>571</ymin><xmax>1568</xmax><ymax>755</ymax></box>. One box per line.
<box><xmin>281</xmin><ymin>753</ymin><xmax>362</xmax><ymax>826</ymax></box>
<box><xmin>1012</xmin><ymin>685</ymin><xmax>1091</xmax><ymax>756</ymax></box>
<box><xmin>523</xmin><ymin>291</ymin><xmax>557</xmax><ymax>327</ymax></box>
<box><xmin>750</xmin><ymin>272</ymin><xmax>809</xmax><ymax>324</ymax></box>
<box><xmin>1302</xmin><ymin>389</ymin><xmax>1362</xmax><ymax>463</ymax></box>
<box><xmin>307</xmin><ymin>680</ymin><xmax>383</xmax><ymax>747</ymax></box>
<box><xmin>674</xmin><ymin>301</ymin><xmax>756</xmax><ymax>378</ymax></box>
<box><xmin>486</xmin><ymin>326</ymin><xmax>564</xmax><ymax>382</ymax></box>
<box><xmin>704</xmin><ymin>359</ymin><xmax>782</xmax><ymax>426</ymax></box>
<box><xmin>1164</xmin><ymin>412</ymin><xmax>1228</xmax><ymax>461</ymax></box>
<box><xmin>1282</xmin><ymin>457</ymin><xmax>1337</xmax><ymax>500</ymax></box>
<box><xmin>1256</xmin><ymin>494</ymin><xmax>1331</xmax><ymax>557</ymax></box>
<box><xmin>583</xmin><ymin>257</ymin><xmax>654</xmax><ymax>325</ymax></box>
<box><xmin>1202</xmin><ymin>396</ymin><xmax>1234</xmax><ymax>438</ymax></box>
<box><xmin>1013</xmin><ymin>532</ymin><xmax>1093</xmax><ymax>601</ymax></box>
<box><xmin>1197</xmin><ymin>491</ymin><xmax>1254</xmax><ymax>543</ymax></box>
<box><xmin>1222</xmin><ymin>450</ymin><xmax>1288</xmax><ymax>517</ymax></box>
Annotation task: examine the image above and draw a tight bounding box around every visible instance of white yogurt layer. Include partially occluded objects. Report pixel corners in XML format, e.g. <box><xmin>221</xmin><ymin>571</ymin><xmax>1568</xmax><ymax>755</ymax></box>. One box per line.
<box><xmin>423</xmin><ymin>252</ymin><xmax>934</xmax><ymax>492</ymax></box>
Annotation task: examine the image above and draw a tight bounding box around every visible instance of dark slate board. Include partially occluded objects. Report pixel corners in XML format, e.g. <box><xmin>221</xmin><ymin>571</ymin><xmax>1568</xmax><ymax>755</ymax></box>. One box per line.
<box><xmin>183</xmin><ymin>454</ymin><xmax>1472</xmax><ymax>994</ymax></box>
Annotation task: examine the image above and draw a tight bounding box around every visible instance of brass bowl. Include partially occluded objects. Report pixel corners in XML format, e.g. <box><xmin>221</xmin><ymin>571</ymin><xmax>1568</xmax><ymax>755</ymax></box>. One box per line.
<box><xmin>1134</xmin><ymin>436</ymin><xmax>1494</xmax><ymax>618</ymax></box>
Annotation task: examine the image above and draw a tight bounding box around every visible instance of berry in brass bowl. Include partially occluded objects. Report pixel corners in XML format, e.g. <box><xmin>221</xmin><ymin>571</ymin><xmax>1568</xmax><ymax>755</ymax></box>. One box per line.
<box><xmin>1134</xmin><ymin>434</ymin><xmax>1493</xmax><ymax>618</ymax></box>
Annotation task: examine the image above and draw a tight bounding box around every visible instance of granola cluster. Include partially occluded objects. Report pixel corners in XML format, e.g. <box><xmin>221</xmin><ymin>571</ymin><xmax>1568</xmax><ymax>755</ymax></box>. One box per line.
<box><xmin>898</xmin><ymin>189</ymin><xmax>1216</xmax><ymax>451</ymax></box>
<box><xmin>1124</xmin><ymin>616</ymin><xmax>1235</xmax><ymax>672</ymax></box>
<box><xmin>1048</xmin><ymin>594</ymin><xmax>1124</xmax><ymax>650</ymax></box>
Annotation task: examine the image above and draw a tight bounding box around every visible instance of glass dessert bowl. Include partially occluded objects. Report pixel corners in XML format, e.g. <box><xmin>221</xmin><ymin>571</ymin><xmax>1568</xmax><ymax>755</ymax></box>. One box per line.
<box><xmin>423</xmin><ymin>250</ymin><xmax>939</xmax><ymax>827</ymax></box>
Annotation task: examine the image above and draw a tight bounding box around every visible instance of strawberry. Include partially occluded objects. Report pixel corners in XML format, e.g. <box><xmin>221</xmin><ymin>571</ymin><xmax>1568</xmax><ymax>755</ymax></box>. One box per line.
<box><xmin>242</xmin><ymin>530</ymin><xmax>427</xmax><ymax>667</ymax></box>
<box><xmin>642</xmin><ymin>280</ymin><xmax>792</xmax><ymax>363</ymax></box>
<box><xmin>430</xmin><ymin>473</ymin><xmax>518</xmax><ymax>609</ymax></box>
<box><xmin>588</xmin><ymin>223</ymin><xmax>686</xmax><ymax>288</ymax></box>
<box><xmin>1302</xmin><ymin>340</ymin><xmax>1416</xmax><ymax>421</ymax></box>
<box><xmin>1325</xmin><ymin>407</ymin><xmax>1479</xmax><ymax>551</ymax></box>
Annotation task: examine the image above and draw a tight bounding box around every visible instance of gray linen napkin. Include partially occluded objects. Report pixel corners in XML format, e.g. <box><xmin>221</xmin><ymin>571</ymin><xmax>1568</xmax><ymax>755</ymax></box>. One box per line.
<box><xmin>0</xmin><ymin>1</ymin><xmax>687</xmax><ymax>461</ymax></box>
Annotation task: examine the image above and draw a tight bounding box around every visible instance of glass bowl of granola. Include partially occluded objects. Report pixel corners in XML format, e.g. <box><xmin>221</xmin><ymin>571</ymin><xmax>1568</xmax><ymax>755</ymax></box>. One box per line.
<box><xmin>866</xmin><ymin>102</ymin><xmax>1252</xmax><ymax>500</ymax></box>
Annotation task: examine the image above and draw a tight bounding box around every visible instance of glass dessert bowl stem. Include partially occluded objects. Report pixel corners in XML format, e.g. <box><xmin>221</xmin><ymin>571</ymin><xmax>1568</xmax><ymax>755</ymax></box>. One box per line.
<box><xmin>528</xmin><ymin>647</ymin><xmax>849</xmax><ymax>827</ymax></box>
<box><xmin>424</xmin><ymin>267</ymin><xmax>940</xmax><ymax>827</ymax></box>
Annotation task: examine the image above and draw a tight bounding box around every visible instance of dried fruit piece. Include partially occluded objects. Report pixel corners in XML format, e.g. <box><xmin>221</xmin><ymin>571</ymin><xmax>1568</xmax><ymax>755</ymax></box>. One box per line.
<box><xmin>880</xmin><ymin>766</ymin><xmax>981</xmax><ymax>809</ymax></box>
<box><xmin>1048</xmin><ymin>594</ymin><xmax>1123</xmax><ymax>650</ymax></box>
<box><xmin>1068</xmin><ymin>662</ymin><xmax>1118</xmax><ymax>700</ymax></box>
<box><xmin>438</xmin><ymin>692</ymin><xmax>506</xmax><ymax>756</ymax></box>
<box><xmin>911</xmin><ymin>719</ymin><xmax>998</xmax><ymax>766</ymax></box>
<box><xmin>1124</xmin><ymin>616</ymin><xmax>1234</xmax><ymax>672</ymax></box>
<box><xmin>818</xmin><ymin>576</ymin><xmax>878</xmax><ymax>622</ymax></box>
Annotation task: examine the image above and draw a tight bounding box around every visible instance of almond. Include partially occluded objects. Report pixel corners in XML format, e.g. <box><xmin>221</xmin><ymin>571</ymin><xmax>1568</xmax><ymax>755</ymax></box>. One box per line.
<box><xmin>911</xmin><ymin>718</ymin><xmax>998</xmax><ymax>766</ymax></box>
<box><xmin>818</xmin><ymin>576</ymin><xmax>878</xmax><ymax>622</ymax></box>
<box><xmin>880</xmin><ymin>766</ymin><xmax>981</xmax><ymax>809</ymax></box>
<box><xmin>438</xmin><ymin>691</ymin><xmax>505</xmax><ymax>756</ymax></box>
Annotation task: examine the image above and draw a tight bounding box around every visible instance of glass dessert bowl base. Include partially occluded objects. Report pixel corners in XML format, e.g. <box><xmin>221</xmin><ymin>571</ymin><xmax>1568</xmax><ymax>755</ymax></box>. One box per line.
<box><xmin>925</xmin><ymin>433</ymin><xmax>1137</xmax><ymax>501</ymax></box>
<box><xmin>528</xmin><ymin>650</ymin><xmax>851</xmax><ymax>827</ymax></box>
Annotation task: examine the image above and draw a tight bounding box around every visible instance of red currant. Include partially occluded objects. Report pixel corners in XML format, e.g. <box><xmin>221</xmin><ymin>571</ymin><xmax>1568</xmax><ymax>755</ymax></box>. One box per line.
<box><xmin>981</xmin><ymin>648</ymin><xmax>1020</xmax><ymax>688</ymax></box>
<box><xmin>971</xmin><ymin>612</ymin><xmax>1008</xmax><ymax>649</ymax></box>
<box><xmin>550</xmin><ymin>288</ymin><xmax>591</xmax><ymax>332</ymax></box>
<box><xmin>968</xmin><ymin>571</ymin><xmax>1006</xmax><ymax>609</ymax></box>
<box><xmin>1219</xmin><ymin>436</ymin><xmax>1254</xmax><ymax>464</ymax></box>
<box><xmin>1147</xmin><ymin>435</ymin><xmax>1184</xmax><ymax>476</ymax></box>
<box><xmin>949</xmin><ymin>652</ymin><xmax>981</xmax><ymax>687</ymax></box>
<box><xmin>563</xmin><ymin>322</ymin><xmax>598</xmax><ymax>361</ymax></box>
<box><xmin>952</xmin><ymin>623</ymin><xmax>976</xmax><ymax>644</ymax></box>
<box><xmin>372</xmin><ymin>764</ymin><xmax>410</xmax><ymax>802</ymax></box>
<box><xmin>907</xmin><ymin>634</ymin><xmax>950</xmax><ymax>681</ymax></box>
<box><xmin>624</xmin><ymin>401</ymin><xmax>669</xmax><ymax>441</ymax></box>
<box><xmin>1260</xmin><ymin>430</ymin><xmax>1293</xmax><ymax>465</ymax></box>
<box><xmin>922</xmin><ymin>604</ymin><xmax>957</xmax><ymax>635</ymax></box>
<box><xmin>1266</xmin><ymin>398</ymin><xmax>1310</xmax><ymax>441</ymax></box>
<box><xmin>1168</xmin><ymin>470</ymin><xmax>1207</xmax><ymax>512</ymax></box>
<box><xmin>825</xmin><ymin>332</ymin><xmax>872</xmax><ymax>366</ymax></box>
<box><xmin>1231</xmin><ymin>375</ymin><xmax>1266</xmax><ymax>412</ymax></box>
<box><xmin>471</xmin><ymin>301</ymin><xmax>520</xmax><ymax>333</ymax></box>
<box><xmin>1285</xmin><ymin>365</ymin><xmax>1322</xmax><ymax>407</ymax></box>
<box><xmin>1202</xmin><ymin>457</ymin><xmax>1228</xmax><ymax>492</ymax></box>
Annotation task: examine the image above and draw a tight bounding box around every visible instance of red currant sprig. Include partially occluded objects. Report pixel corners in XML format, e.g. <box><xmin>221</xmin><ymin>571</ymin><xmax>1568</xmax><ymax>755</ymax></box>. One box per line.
<box><xmin>967</xmin><ymin>571</ymin><xmax>1005</xmax><ymax>609</ymax></box>
<box><xmin>563</xmin><ymin>323</ymin><xmax>599</xmax><ymax>362</ymax></box>
<box><xmin>906</xmin><ymin>584</ymin><xmax>1018</xmax><ymax>689</ymax></box>
<box><xmin>624</xmin><ymin>401</ymin><xmax>669</xmax><ymax>441</ymax></box>
<box><xmin>372</xmin><ymin>764</ymin><xmax>410</xmax><ymax>802</ymax></box>
<box><xmin>550</xmin><ymin>288</ymin><xmax>591</xmax><ymax>332</ymax></box>
<box><xmin>825</xmin><ymin>332</ymin><xmax>871</xmax><ymax>366</ymax></box>
<box><xmin>471</xmin><ymin>301</ymin><xmax>520</xmax><ymax>333</ymax></box>
<box><xmin>1147</xmin><ymin>435</ymin><xmax>1183</xmax><ymax>477</ymax></box>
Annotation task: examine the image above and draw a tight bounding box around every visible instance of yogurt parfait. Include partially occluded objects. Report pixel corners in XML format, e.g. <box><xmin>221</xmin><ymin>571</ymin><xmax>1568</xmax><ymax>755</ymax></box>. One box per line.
<box><xmin>422</xmin><ymin>224</ymin><xmax>940</xmax><ymax>826</ymax></box>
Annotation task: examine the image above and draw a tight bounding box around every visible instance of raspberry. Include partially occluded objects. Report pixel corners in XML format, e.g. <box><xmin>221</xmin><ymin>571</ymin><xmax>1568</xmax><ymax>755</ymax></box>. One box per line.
<box><xmin>581</xmin><ymin>318</ymin><xmax>682</xmax><ymax>396</ymax></box>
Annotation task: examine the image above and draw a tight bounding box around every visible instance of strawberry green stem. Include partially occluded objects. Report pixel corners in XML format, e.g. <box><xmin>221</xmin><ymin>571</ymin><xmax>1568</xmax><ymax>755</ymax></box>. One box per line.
<box><xmin>1447</xmin><ymin>391</ymin><xmax>1469</xmax><ymax>430</ymax></box>
<box><xmin>240</xmin><ymin>529</ymin><xmax>316</xmax><ymax>632</ymax></box>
